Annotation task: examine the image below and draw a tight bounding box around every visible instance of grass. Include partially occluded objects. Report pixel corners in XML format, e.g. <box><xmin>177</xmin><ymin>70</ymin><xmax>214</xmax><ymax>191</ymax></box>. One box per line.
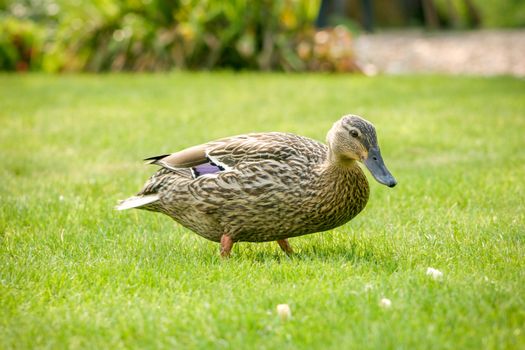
<box><xmin>0</xmin><ymin>72</ymin><xmax>524</xmax><ymax>349</ymax></box>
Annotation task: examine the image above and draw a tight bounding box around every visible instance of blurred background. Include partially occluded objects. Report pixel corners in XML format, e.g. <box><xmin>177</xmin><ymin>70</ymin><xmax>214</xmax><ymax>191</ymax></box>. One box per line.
<box><xmin>0</xmin><ymin>0</ymin><xmax>524</xmax><ymax>75</ymax></box>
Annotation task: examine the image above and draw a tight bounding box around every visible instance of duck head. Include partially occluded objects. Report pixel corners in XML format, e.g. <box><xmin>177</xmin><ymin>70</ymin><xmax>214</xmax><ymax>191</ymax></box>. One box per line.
<box><xmin>327</xmin><ymin>115</ymin><xmax>397</xmax><ymax>187</ymax></box>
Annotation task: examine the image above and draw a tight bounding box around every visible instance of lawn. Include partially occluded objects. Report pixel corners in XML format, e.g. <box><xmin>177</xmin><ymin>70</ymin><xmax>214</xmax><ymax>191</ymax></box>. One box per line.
<box><xmin>1</xmin><ymin>73</ymin><xmax>524</xmax><ymax>349</ymax></box>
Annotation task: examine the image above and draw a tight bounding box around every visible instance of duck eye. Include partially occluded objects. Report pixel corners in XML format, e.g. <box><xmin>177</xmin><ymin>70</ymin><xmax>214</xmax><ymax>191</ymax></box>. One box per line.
<box><xmin>350</xmin><ymin>130</ymin><xmax>359</xmax><ymax>138</ymax></box>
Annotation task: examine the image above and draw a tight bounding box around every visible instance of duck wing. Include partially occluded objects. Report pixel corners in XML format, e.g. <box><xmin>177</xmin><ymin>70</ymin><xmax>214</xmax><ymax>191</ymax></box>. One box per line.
<box><xmin>133</xmin><ymin>132</ymin><xmax>326</xmax><ymax>210</ymax></box>
<box><xmin>145</xmin><ymin>132</ymin><xmax>327</xmax><ymax>172</ymax></box>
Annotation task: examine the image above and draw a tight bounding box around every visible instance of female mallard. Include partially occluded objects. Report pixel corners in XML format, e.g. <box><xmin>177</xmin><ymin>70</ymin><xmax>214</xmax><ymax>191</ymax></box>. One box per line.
<box><xmin>117</xmin><ymin>115</ymin><xmax>396</xmax><ymax>257</ymax></box>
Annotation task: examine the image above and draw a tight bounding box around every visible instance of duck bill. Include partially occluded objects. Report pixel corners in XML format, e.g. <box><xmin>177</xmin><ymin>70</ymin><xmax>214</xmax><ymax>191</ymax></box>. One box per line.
<box><xmin>363</xmin><ymin>148</ymin><xmax>397</xmax><ymax>188</ymax></box>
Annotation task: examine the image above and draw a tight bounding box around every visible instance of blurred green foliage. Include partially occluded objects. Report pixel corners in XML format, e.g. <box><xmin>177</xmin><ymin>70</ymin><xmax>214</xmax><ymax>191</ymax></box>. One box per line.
<box><xmin>0</xmin><ymin>0</ymin><xmax>326</xmax><ymax>72</ymax></box>
<box><xmin>430</xmin><ymin>0</ymin><xmax>525</xmax><ymax>29</ymax></box>
<box><xmin>1</xmin><ymin>0</ymin><xmax>524</xmax><ymax>72</ymax></box>
<box><xmin>476</xmin><ymin>0</ymin><xmax>525</xmax><ymax>28</ymax></box>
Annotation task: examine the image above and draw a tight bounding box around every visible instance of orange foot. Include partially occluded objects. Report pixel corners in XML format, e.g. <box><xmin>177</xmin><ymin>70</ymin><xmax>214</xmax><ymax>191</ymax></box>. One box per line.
<box><xmin>220</xmin><ymin>234</ymin><xmax>234</xmax><ymax>258</ymax></box>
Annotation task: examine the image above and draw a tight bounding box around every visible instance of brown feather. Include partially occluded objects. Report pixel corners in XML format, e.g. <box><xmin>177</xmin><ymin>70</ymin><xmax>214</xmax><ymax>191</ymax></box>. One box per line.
<box><xmin>154</xmin><ymin>144</ymin><xmax>208</xmax><ymax>168</ymax></box>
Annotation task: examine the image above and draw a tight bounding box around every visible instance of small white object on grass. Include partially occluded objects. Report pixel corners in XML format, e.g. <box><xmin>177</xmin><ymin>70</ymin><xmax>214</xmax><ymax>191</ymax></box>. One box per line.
<box><xmin>426</xmin><ymin>267</ymin><xmax>443</xmax><ymax>280</ymax></box>
<box><xmin>276</xmin><ymin>304</ymin><xmax>292</xmax><ymax>321</ymax></box>
<box><xmin>379</xmin><ymin>298</ymin><xmax>392</xmax><ymax>309</ymax></box>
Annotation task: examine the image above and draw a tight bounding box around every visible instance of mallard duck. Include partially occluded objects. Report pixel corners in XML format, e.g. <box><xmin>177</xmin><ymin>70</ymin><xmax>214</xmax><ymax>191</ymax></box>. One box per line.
<box><xmin>117</xmin><ymin>115</ymin><xmax>396</xmax><ymax>257</ymax></box>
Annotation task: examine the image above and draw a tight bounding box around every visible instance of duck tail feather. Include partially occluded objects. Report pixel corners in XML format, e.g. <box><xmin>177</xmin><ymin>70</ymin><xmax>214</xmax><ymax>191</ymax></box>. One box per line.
<box><xmin>115</xmin><ymin>194</ymin><xmax>159</xmax><ymax>211</ymax></box>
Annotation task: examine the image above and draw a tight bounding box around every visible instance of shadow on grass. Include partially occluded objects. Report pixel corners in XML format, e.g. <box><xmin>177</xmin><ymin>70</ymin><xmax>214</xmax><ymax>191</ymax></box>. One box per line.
<box><xmin>233</xmin><ymin>241</ymin><xmax>400</xmax><ymax>273</ymax></box>
<box><xmin>113</xmin><ymin>227</ymin><xmax>400</xmax><ymax>273</ymax></box>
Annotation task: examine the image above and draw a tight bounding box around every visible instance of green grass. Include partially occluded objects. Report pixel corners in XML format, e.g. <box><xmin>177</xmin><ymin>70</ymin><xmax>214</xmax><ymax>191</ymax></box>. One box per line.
<box><xmin>1</xmin><ymin>73</ymin><xmax>524</xmax><ymax>349</ymax></box>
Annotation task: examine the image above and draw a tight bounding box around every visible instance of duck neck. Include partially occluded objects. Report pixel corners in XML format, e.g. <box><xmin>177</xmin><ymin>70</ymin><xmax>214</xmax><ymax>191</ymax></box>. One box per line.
<box><xmin>307</xmin><ymin>148</ymin><xmax>370</xmax><ymax>231</ymax></box>
<box><xmin>326</xmin><ymin>145</ymin><xmax>358</xmax><ymax>171</ymax></box>
<box><xmin>323</xmin><ymin>158</ymin><xmax>360</xmax><ymax>179</ymax></box>
<box><xmin>321</xmin><ymin>147</ymin><xmax>369</xmax><ymax>200</ymax></box>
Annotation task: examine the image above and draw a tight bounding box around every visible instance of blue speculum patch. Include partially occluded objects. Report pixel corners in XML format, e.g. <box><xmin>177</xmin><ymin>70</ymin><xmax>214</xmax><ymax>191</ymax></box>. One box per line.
<box><xmin>192</xmin><ymin>161</ymin><xmax>225</xmax><ymax>178</ymax></box>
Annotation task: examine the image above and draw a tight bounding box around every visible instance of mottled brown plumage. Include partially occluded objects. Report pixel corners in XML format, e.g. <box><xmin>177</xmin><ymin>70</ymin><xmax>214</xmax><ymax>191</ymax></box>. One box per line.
<box><xmin>117</xmin><ymin>115</ymin><xmax>396</xmax><ymax>256</ymax></box>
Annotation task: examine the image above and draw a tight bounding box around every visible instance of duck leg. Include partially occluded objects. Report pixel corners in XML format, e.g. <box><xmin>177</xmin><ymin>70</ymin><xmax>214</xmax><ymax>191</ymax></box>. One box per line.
<box><xmin>277</xmin><ymin>239</ymin><xmax>294</xmax><ymax>255</ymax></box>
<box><xmin>220</xmin><ymin>234</ymin><xmax>234</xmax><ymax>258</ymax></box>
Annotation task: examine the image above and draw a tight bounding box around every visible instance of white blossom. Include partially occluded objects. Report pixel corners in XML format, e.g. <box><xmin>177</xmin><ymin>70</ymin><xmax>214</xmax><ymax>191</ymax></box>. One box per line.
<box><xmin>379</xmin><ymin>298</ymin><xmax>392</xmax><ymax>308</ymax></box>
<box><xmin>426</xmin><ymin>267</ymin><xmax>443</xmax><ymax>280</ymax></box>
<box><xmin>276</xmin><ymin>304</ymin><xmax>292</xmax><ymax>320</ymax></box>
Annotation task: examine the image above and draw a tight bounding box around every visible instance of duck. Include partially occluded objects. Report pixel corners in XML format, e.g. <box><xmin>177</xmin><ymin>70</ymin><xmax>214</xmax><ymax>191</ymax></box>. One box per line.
<box><xmin>117</xmin><ymin>114</ymin><xmax>396</xmax><ymax>257</ymax></box>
